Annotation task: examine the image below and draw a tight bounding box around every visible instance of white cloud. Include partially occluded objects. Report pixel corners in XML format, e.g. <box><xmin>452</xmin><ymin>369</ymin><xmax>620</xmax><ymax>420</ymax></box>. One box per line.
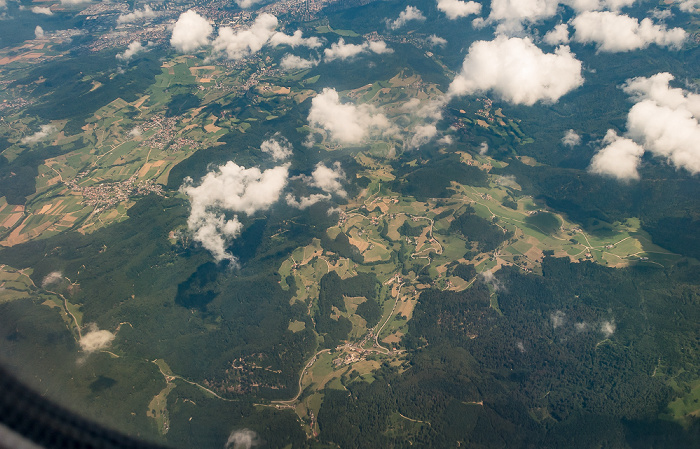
<box><xmin>448</xmin><ymin>36</ymin><xmax>583</xmax><ymax>105</ymax></box>
<box><xmin>235</xmin><ymin>0</ymin><xmax>264</xmax><ymax>9</ymax></box>
<box><xmin>22</xmin><ymin>124</ymin><xmax>55</xmax><ymax>144</ymax></box>
<box><xmin>171</xmin><ymin>10</ymin><xmax>213</xmax><ymax>53</ymax></box>
<box><xmin>427</xmin><ymin>35</ymin><xmax>448</xmax><ymax>47</ymax></box>
<box><xmin>544</xmin><ymin>23</ymin><xmax>570</xmax><ymax>45</ymax></box>
<box><xmin>481</xmin><ymin>0</ymin><xmax>559</xmax><ymax>33</ymax></box>
<box><xmin>269</xmin><ymin>29</ymin><xmax>322</xmax><ymax>49</ymax></box>
<box><xmin>675</xmin><ymin>0</ymin><xmax>699</xmax><ymax>12</ymax></box>
<box><xmin>437</xmin><ymin>0</ymin><xmax>482</xmax><ymax>19</ymax></box>
<box><xmin>323</xmin><ymin>38</ymin><xmax>393</xmax><ymax>62</ymax></box>
<box><xmin>600</xmin><ymin>320</ymin><xmax>616</xmax><ymax>337</ymax></box>
<box><xmin>324</xmin><ymin>39</ymin><xmax>366</xmax><ymax>61</ymax></box>
<box><xmin>551</xmin><ymin>310</ymin><xmax>566</xmax><ymax>328</ymax></box>
<box><xmin>31</xmin><ymin>6</ymin><xmax>52</xmax><ymax>15</ymax></box>
<box><xmin>478</xmin><ymin>141</ymin><xmax>489</xmax><ymax>155</ymax></box>
<box><xmin>260</xmin><ymin>136</ymin><xmax>292</xmax><ymax>160</ymax></box>
<box><xmin>285</xmin><ymin>193</ymin><xmax>331</xmax><ymax>209</ymax></box>
<box><xmin>42</xmin><ymin>271</ymin><xmax>63</xmax><ymax>288</ymax></box>
<box><xmin>116</xmin><ymin>41</ymin><xmax>145</xmax><ymax>61</ymax></box>
<box><xmin>477</xmin><ymin>0</ymin><xmax>639</xmax><ymax>32</ymax></box>
<box><xmin>622</xmin><ymin>72</ymin><xmax>700</xmax><ymax>117</ymax></box>
<box><xmin>589</xmin><ymin>130</ymin><xmax>645</xmax><ymax>180</ymax></box>
<box><xmin>571</xmin><ymin>11</ymin><xmax>686</xmax><ymax>52</ymax></box>
<box><xmin>34</xmin><ymin>26</ymin><xmax>45</xmax><ymax>39</ymax></box>
<box><xmin>307</xmin><ymin>88</ymin><xmax>396</xmax><ymax>144</ymax></box>
<box><xmin>438</xmin><ymin>135</ymin><xmax>454</xmax><ymax>145</ymax></box>
<box><xmin>367</xmin><ymin>40</ymin><xmax>394</xmax><ymax>54</ymax></box>
<box><xmin>402</xmin><ymin>97</ymin><xmax>446</xmax><ymax>121</ymax></box>
<box><xmin>626</xmin><ymin>101</ymin><xmax>700</xmax><ymax>174</ymax></box>
<box><xmin>80</xmin><ymin>324</ymin><xmax>115</xmax><ymax>353</ymax></box>
<box><xmin>61</xmin><ymin>0</ymin><xmax>91</xmax><ymax>5</ymax></box>
<box><xmin>117</xmin><ymin>5</ymin><xmax>156</xmax><ymax>25</ymax></box>
<box><xmin>650</xmin><ymin>8</ymin><xmax>673</xmax><ymax>20</ymax></box>
<box><xmin>480</xmin><ymin>270</ymin><xmax>504</xmax><ymax>291</ymax></box>
<box><xmin>280</xmin><ymin>54</ymin><xmax>318</xmax><ymax>70</ymax></box>
<box><xmin>387</xmin><ymin>6</ymin><xmax>426</xmax><ymax>30</ymax></box>
<box><xmin>590</xmin><ymin>73</ymin><xmax>700</xmax><ymax>179</ymax></box>
<box><xmin>409</xmin><ymin>124</ymin><xmax>438</xmax><ymax>149</ymax></box>
<box><xmin>213</xmin><ymin>14</ymin><xmax>320</xmax><ymax>60</ymax></box>
<box><xmin>308</xmin><ymin>162</ymin><xmax>347</xmax><ymax>197</ymax></box>
<box><xmin>565</xmin><ymin>0</ymin><xmax>637</xmax><ymax>11</ymax></box>
<box><xmin>226</xmin><ymin>429</ymin><xmax>260</xmax><ymax>449</ymax></box>
<box><xmin>181</xmin><ymin>162</ymin><xmax>289</xmax><ymax>261</ymax></box>
<box><xmin>575</xmin><ymin>322</ymin><xmax>589</xmax><ymax>332</ymax></box>
<box><xmin>0</xmin><ymin>0</ymin><xmax>5</xmax><ymax>9</ymax></box>
<box><xmin>213</xmin><ymin>14</ymin><xmax>276</xmax><ymax>58</ymax></box>
<box><xmin>562</xmin><ymin>129</ymin><xmax>581</xmax><ymax>146</ymax></box>
<box><xmin>495</xmin><ymin>174</ymin><xmax>519</xmax><ymax>188</ymax></box>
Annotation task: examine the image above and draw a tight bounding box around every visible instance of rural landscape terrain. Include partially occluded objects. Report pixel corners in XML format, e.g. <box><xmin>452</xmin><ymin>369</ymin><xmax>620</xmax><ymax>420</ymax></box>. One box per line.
<box><xmin>0</xmin><ymin>0</ymin><xmax>699</xmax><ymax>448</ymax></box>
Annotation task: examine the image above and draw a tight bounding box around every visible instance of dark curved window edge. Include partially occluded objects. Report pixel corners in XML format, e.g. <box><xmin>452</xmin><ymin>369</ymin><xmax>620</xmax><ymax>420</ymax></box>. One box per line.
<box><xmin>0</xmin><ymin>366</ymin><xmax>169</xmax><ymax>449</ymax></box>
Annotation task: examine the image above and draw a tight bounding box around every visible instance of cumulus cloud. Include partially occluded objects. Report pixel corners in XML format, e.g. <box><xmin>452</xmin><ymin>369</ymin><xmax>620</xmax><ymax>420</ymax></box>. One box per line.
<box><xmin>622</xmin><ymin>72</ymin><xmax>700</xmax><ymax>117</ymax></box>
<box><xmin>672</xmin><ymin>0</ymin><xmax>699</xmax><ymax>12</ymax></box>
<box><xmin>478</xmin><ymin>142</ymin><xmax>489</xmax><ymax>155</ymax></box>
<box><xmin>60</xmin><ymin>0</ymin><xmax>91</xmax><ymax>5</ymax></box>
<box><xmin>402</xmin><ymin>97</ymin><xmax>446</xmax><ymax>121</ymax></box>
<box><xmin>280</xmin><ymin>54</ymin><xmax>318</xmax><ymax>70</ymax></box>
<box><xmin>544</xmin><ymin>23</ymin><xmax>570</xmax><ymax>45</ymax></box>
<box><xmin>600</xmin><ymin>320</ymin><xmax>616</xmax><ymax>337</ymax></box>
<box><xmin>590</xmin><ymin>73</ymin><xmax>700</xmax><ymax>179</ymax></box>
<box><xmin>571</xmin><ymin>11</ymin><xmax>686</xmax><ymax>52</ymax></box>
<box><xmin>438</xmin><ymin>135</ymin><xmax>454</xmax><ymax>145</ymax></box>
<box><xmin>477</xmin><ymin>0</ymin><xmax>639</xmax><ymax>32</ymax></box>
<box><xmin>427</xmin><ymin>35</ymin><xmax>448</xmax><ymax>47</ymax></box>
<box><xmin>117</xmin><ymin>5</ymin><xmax>156</xmax><ymax>24</ymax></box>
<box><xmin>226</xmin><ymin>429</ymin><xmax>260</xmax><ymax>449</ymax></box>
<box><xmin>213</xmin><ymin>14</ymin><xmax>320</xmax><ymax>60</ymax></box>
<box><xmin>31</xmin><ymin>6</ymin><xmax>52</xmax><ymax>15</ymax></box>
<box><xmin>235</xmin><ymin>0</ymin><xmax>264</xmax><ymax>9</ymax></box>
<box><xmin>42</xmin><ymin>271</ymin><xmax>63</xmax><ymax>288</ymax></box>
<box><xmin>269</xmin><ymin>30</ymin><xmax>322</xmax><ymax>49</ymax></box>
<box><xmin>80</xmin><ymin>324</ymin><xmax>115</xmax><ymax>353</ymax></box>
<box><xmin>260</xmin><ymin>136</ymin><xmax>292</xmax><ymax>160</ymax></box>
<box><xmin>437</xmin><ymin>0</ymin><xmax>482</xmax><ymax>19</ymax></box>
<box><xmin>116</xmin><ymin>41</ymin><xmax>145</xmax><ymax>61</ymax></box>
<box><xmin>562</xmin><ymin>129</ymin><xmax>581</xmax><ymax>146</ymax></box>
<box><xmin>478</xmin><ymin>0</ymin><xmax>559</xmax><ymax>33</ymax></box>
<box><xmin>34</xmin><ymin>26</ymin><xmax>45</xmax><ymax>39</ymax></box>
<box><xmin>409</xmin><ymin>124</ymin><xmax>438</xmax><ymax>149</ymax></box>
<box><xmin>307</xmin><ymin>88</ymin><xmax>396</xmax><ymax>144</ymax></box>
<box><xmin>323</xmin><ymin>38</ymin><xmax>392</xmax><ymax>62</ymax></box>
<box><xmin>181</xmin><ymin>162</ymin><xmax>289</xmax><ymax>261</ymax></box>
<box><xmin>448</xmin><ymin>36</ymin><xmax>583</xmax><ymax>105</ymax></box>
<box><xmin>308</xmin><ymin>162</ymin><xmax>347</xmax><ymax>197</ymax></box>
<box><xmin>565</xmin><ymin>0</ymin><xmax>636</xmax><ymax>11</ymax></box>
<box><xmin>622</xmin><ymin>74</ymin><xmax>700</xmax><ymax>174</ymax></box>
<box><xmin>650</xmin><ymin>8</ymin><xmax>673</xmax><ymax>20</ymax></box>
<box><xmin>551</xmin><ymin>310</ymin><xmax>566</xmax><ymax>329</ymax></box>
<box><xmin>22</xmin><ymin>124</ymin><xmax>55</xmax><ymax>144</ymax></box>
<box><xmin>589</xmin><ymin>130</ymin><xmax>645</xmax><ymax>180</ymax></box>
<box><xmin>480</xmin><ymin>270</ymin><xmax>504</xmax><ymax>291</ymax></box>
<box><xmin>495</xmin><ymin>174</ymin><xmax>519</xmax><ymax>188</ymax></box>
<box><xmin>171</xmin><ymin>10</ymin><xmax>213</xmax><ymax>53</ymax></box>
<box><xmin>387</xmin><ymin>6</ymin><xmax>426</xmax><ymax>30</ymax></box>
<box><xmin>575</xmin><ymin>322</ymin><xmax>589</xmax><ymax>332</ymax></box>
<box><xmin>367</xmin><ymin>40</ymin><xmax>393</xmax><ymax>54</ymax></box>
<box><xmin>285</xmin><ymin>193</ymin><xmax>331</xmax><ymax>209</ymax></box>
